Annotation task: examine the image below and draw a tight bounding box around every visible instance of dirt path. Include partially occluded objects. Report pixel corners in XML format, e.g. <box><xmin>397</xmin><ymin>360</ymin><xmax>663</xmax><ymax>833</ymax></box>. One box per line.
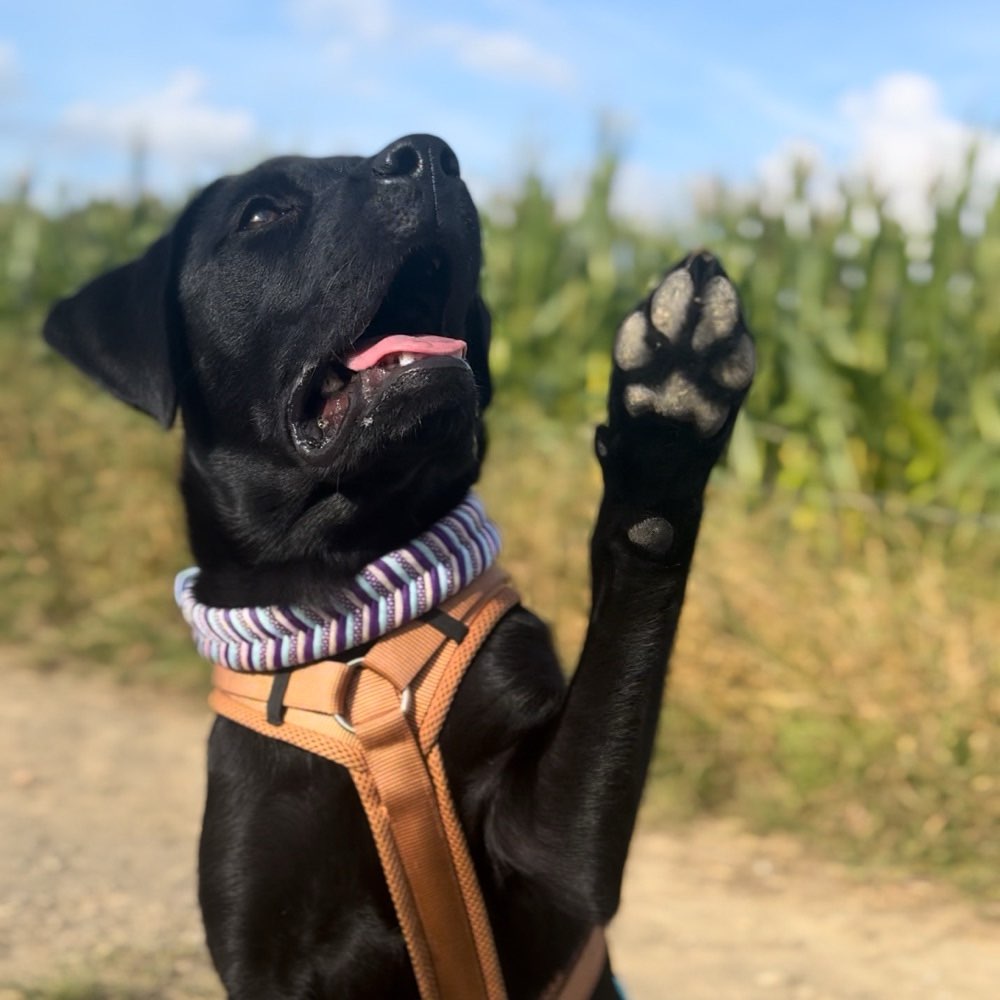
<box><xmin>2</xmin><ymin>666</ymin><xmax>997</xmax><ymax>999</ymax></box>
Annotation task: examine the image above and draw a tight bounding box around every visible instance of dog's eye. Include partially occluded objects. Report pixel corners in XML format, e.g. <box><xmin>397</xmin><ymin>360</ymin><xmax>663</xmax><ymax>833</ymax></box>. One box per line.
<box><xmin>239</xmin><ymin>198</ymin><xmax>289</xmax><ymax>231</ymax></box>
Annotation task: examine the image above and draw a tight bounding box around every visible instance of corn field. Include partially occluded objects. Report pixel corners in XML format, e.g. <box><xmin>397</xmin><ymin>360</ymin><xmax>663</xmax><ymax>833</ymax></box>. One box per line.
<box><xmin>1</xmin><ymin>153</ymin><xmax>997</xmax><ymax>895</ymax></box>
<box><xmin>480</xmin><ymin>149</ymin><xmax>1000</xmax><ymax>531</ymax></box>
<box><xmin>3</xmin><ymin>152</ymin><xmax>999</xmax><ymax>525</ymax></box>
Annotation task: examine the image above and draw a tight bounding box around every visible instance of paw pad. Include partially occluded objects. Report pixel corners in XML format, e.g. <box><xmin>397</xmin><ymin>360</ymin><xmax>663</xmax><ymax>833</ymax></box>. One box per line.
<box><xmin>650</xmin><ymin>270</ymin><xmax>694</xmax><ymax>343</ymax></box>
<box><xmin>711</xmin><ymin>334</ymin><xmax>755</xmax><ymax>390</ymax></box>
<box><xmin>627</xmin><ymin>516</ymin><xmax>674</xmax><ymax>555</ymax></box>
<box><xmin>614</xmin><ymin>311</ymin><xmax>652</xmax><ymax>371</ymax></box>
<box><xmin>691</xmin><ymin>276</ymin><xmax>739</xmax><ymax>351</ymax></box>
<box><xmin>613</xmin><ymin>255</ymin><xmax>754</xmax><ymax>437</ymax></box>
<box><xmin>625</xmin><ymin>373</ymin><xmax>729</xmax><ymax>436</ymax></box>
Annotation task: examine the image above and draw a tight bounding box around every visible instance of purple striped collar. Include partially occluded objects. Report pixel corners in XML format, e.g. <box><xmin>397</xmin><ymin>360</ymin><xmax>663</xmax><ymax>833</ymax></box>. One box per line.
<box><xmin>174</xmin><ymin>494</ymin><xmax>501</xmax><ymax>672</ymax></box>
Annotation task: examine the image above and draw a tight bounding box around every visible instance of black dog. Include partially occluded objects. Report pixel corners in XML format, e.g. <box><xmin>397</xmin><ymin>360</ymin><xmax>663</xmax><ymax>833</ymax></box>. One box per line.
<box><xmin>44</xmin><ymin>134</ymin><xmax>754</xmax><ymax>998</ymax></box>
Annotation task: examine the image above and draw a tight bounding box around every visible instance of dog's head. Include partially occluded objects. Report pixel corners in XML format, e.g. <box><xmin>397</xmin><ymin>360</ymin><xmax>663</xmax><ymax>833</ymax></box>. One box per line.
<box><xmin>44</xmin><ymin>135</ymin><xmax>493</xmax><ymax>601</ymax></box>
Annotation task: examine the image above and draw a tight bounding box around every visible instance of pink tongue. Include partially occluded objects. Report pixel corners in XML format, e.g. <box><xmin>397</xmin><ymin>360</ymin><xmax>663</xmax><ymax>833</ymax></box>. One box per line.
<box><xmin>344</xmin><ymin>335</ymin><xmax>467</xmax><ymax>372</ymax></box>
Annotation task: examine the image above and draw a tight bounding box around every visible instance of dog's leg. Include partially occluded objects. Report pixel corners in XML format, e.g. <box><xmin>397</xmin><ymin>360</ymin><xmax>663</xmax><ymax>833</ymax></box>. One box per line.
<box><xmin>497</xmin><ymin>251</ymin><xmax>754</xmax><ymax>923</ymax></box>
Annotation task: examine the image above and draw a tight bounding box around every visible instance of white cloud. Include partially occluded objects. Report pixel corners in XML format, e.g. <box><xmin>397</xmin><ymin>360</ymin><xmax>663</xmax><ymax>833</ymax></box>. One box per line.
<box><xmin>287</xmin><ymin>0</ymin><xmax>573</xmax><ymax>92</ymax></box>
<box><xmin>839</xmin><ymin>72</ymin><xmax>991</xmax><ymax>232</ymax></box>
<box><xmin>757</xmin><ymin>72</ymin><xmax>1000</xmax><ymax>233</ymax></box>
<box><xmin>289</xmin><ymin>0</ymin><xmax>392</xmax><ymax>40</ymax></box>
<box><xmin>0</xmin><ymin>38</ymin><xmax>18</xmax><ymax>93</ymax></box>
<box><xmin>757</xmin><ymin>139</ymin><xmax>845</xmax><ymax>219</ymax></box>
<box><xmin>59</xmin><ymin>69</ymin><xmax>257</xmax><ymax>166</ymax></box>
<box><xmin>607</xmin><ymin>161</ymin><xmax>689</xmax><ymax>223</ymax></box>
<box><xmin>421</xmin><ymin>23</ymin><xmax>574</xmax><ymax>91</ymax></box>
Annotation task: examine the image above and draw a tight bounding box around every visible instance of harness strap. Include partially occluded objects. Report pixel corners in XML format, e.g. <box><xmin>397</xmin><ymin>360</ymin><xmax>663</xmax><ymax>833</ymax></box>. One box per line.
<box><xmin>210</xmin><ymin>565</ymin><xmax>608</xmax><ymax>999</ymax></box>
<box><xmin>352</xmin><ymin>676</ymin><xmax>491</xmax><ymax>998</ymax></box>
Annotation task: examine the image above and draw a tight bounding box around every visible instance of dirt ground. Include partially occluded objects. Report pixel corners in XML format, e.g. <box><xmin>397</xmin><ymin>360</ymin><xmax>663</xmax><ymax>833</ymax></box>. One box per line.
<box><xmin>2</xmin><ymin>665</ymin><xmax>998</xmax><ymax>999</ymax></box>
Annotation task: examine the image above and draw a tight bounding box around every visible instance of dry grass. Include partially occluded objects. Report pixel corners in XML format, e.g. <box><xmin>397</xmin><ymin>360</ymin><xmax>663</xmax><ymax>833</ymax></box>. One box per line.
<box><xmin>3</xmin><ymin>321</ymin><xmax>997</xmax><ymax>897</ymax></box>
<box><xmin>481</xmin><ymin>410</ymin><xmax>1000</xmax><ymax>898</ymax></box>
<box><xmin>8</xmin><ymin>943</ymin><xmax>218</xmax><ymax>999</ymax></box>
<box><xmin>0</xmin><ymin>321</ymin><xmax>194</xmax><ymax>686</ymax></box>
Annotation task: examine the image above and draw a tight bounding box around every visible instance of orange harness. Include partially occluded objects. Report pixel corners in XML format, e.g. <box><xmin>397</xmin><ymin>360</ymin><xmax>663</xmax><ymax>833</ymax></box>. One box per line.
<box><xmin>210</xmin><ymin>564</ymin><xmax>607</xmax><ymax>1000</ymax></box>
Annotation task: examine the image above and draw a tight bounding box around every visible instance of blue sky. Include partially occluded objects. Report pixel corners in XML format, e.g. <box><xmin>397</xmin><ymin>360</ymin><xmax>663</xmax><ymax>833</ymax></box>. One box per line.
<box><xmin>1</xmin><ymin>0</ymin><xmax>998</xmax><ymax>218</ymax></box>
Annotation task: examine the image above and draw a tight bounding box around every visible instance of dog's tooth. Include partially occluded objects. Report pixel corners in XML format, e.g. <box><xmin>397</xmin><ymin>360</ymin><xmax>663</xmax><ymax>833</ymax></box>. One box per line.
<box><xmin>398</xmin><ymin>353</ymin><xmax>416</xmax><ymax>367</ymax></box>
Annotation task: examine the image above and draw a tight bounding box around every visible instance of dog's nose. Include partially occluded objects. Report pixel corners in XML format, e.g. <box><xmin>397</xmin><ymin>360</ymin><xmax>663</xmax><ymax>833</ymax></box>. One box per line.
<box><xmin>372</xmin><ymin>134</ymin><xmax>461</xmax><ymax>181</ymax></box>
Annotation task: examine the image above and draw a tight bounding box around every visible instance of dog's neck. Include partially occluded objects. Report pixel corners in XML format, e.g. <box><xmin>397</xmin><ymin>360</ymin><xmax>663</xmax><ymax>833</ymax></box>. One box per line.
<box><xmin>175</xmin><ymin>493</ymin><xmax>500</xmax><ymax>672</ymax></box>
<box><xmin>178</xmin><ymin>424</ymin><xmax>486</xmax><ymax>609</ymax></box>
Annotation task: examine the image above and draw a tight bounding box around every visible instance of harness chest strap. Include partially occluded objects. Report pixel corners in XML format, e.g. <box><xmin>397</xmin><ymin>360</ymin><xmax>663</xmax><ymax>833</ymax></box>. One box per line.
<box><xmin>210</xmin><ymin>565</ymin><xmax>608</xmax><ymax>1000</ymax></box>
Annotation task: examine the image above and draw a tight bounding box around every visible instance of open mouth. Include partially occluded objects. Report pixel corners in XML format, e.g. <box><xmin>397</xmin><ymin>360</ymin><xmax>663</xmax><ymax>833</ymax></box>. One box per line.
<box><xmin>289</xmin><ymin>247</ymin><xmax>471</xmax><ymax>460</ymax></box>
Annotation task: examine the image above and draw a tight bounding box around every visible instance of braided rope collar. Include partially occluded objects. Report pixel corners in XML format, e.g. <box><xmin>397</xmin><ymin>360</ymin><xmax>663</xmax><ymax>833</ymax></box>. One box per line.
<box><xmin>175</xmin><ymin>494</ymin><xmax>501</xmax><ymax>672</ymax></box>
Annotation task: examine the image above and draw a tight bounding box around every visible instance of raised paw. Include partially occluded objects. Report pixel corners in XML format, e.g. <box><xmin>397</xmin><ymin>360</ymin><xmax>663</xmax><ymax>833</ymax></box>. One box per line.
<box><xmin>612</xmin><ymin>251</ymin><xmax>754</xmax><ymax>437</ymax></box>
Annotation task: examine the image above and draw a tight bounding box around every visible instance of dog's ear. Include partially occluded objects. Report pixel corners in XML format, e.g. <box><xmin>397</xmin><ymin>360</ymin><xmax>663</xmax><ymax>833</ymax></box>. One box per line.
<box><xmin>464</xmin><ymin>294</ymin><xmax>493</xmax><ymax>410</ymax></box>
<box><xmin>43</xmin><ymin>232</ymin><xmax>180</xmax><ymax>428</ymax></box>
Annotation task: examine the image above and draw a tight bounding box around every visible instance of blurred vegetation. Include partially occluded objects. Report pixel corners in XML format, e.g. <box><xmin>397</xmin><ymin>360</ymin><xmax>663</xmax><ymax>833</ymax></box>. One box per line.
<box><xmin>482</xmin><ymin>146</ymin><xmax>1000</xmax><ymax>526</ymax></box>
<box><xmin>1</xmin><ymin>148</ymin><xmax>997</xmax><ymax>898</ymax></box>
<box><xmin>8</xmin><ymin>942</ymin><xmax>220</xmax><ymax>998</ymax></box>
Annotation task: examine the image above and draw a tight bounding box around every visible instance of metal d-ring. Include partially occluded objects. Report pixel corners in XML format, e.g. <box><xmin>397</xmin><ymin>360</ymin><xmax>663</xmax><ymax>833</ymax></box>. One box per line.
<box><xmin>333</xmin><ymin>657</ymin><xmax>364</xmax><ymax>734</ymax></box>
<box><xmin>333</xmin><ymin>656</ymin><xmax>413</xmax><ymax>734</ymax></box>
